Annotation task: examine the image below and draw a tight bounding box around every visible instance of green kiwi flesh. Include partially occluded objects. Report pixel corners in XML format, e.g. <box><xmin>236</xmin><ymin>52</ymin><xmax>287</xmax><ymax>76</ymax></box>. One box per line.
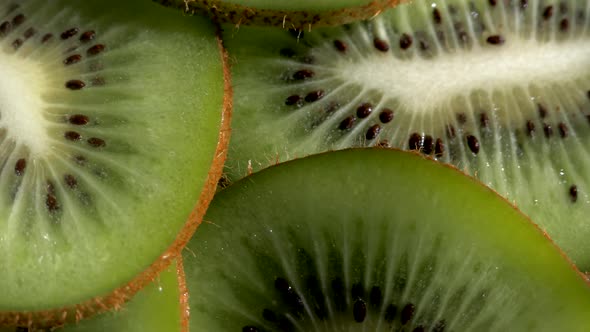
<box><xmin>222</xmin><ymin>0</ymin><xmax>590</xmax><ymax>270</ymax></box>
<box><xmin>185</xmin><ymin>148</ymin><xmax>590</xmax><ymax>331</ymax></box>
<box><xmin>0</xmin><ymin>260</ymin><xmax>187</xmax><ymax>332</ymax></box>
<box><xmin>0</xmin><ymin>0</ymin><xmax>227</xmax><ymax>322</ymax></box>
<box><xmin>57</xmin><ymin>260</ymin><xmax>187</xmax><ymax>332</ymax></box>
<box><xmin>154</xmin><ymin>0</ymin><xmax>398</xmax><ymax>29</ymax></box>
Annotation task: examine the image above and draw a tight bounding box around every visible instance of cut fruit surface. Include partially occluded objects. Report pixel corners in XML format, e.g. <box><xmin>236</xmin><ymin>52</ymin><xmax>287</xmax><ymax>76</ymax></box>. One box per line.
<box><xmin>154</xmin><ymin>0</ymin><xmax>398</xmax><ymax>29</ymax></box>
<box><xmin>58</xmin><ymin>260</ymin><xmax>187</xmax><ymax>332</ymax></box>
<box><xmin>0</xmin><ymin>0</ymin><xmax>229</xmax><ymax>325</ymax></box>
<box><xmin>0</xmin><ymin>260</ymin><xmax>187</xmax><ymax>332</ymax></box>
<box><xmin>222</xmin><ymin>0</ymin><xmax>590</xmax><ymax>270</ymax></box>
<box><xmin>185</xmin><ymin>149</ymin><xmax>590</xmax><ymax>331</ymax></box>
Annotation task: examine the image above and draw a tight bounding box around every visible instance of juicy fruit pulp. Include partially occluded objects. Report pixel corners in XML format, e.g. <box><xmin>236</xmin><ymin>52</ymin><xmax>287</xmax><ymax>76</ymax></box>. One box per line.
<box><xmin>153</xmin><ymin>0</ymin><xmax>399</xmax><ymax>29</ymax></box>
<box><xmin>222</xmin><ymin>0</ymin><xmax>590</xmax><ymax>270</ymax></box>
<box><xmin>58</xmin><ymin>260</ymin><xmax>187</xmax><ymax>332</ymax></box>
<box><xmin>0</xmin><ymin>0</ymin><xmax>227</xmax><ymax>323</ymax></box>
<box><xmin>185</xmin><ymin>149</ymin><xmax>590</xmax><ymax>331</ymax></box>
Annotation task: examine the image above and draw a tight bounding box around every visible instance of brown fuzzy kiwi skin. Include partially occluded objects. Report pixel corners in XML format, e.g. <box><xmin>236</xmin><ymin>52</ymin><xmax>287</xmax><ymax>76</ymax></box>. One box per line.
<box><xmin>0</xmin><ymin>35</ymin><xmax>232</xmax><ymax>330</ymax></box>
<box><xmin>154</xmin><ymin>0</ymin><xmax>401</xmax><ymax>30</ymax></box>
<box><xmin>176</xmin><ymin>257</ymin><xmax>190</xmax><ymax>332</ymax></box>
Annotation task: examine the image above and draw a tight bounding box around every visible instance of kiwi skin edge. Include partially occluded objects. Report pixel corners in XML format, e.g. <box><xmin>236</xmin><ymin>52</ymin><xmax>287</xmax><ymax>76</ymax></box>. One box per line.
<box><xmin>0</xmin><ymin>35</ymin><xmax>232</xmax><ymax>330</ymax></box>
<box><xmin>154</xmin><ymin>0</ymin><xmax>401</xmax><ymax>29</ymax></box>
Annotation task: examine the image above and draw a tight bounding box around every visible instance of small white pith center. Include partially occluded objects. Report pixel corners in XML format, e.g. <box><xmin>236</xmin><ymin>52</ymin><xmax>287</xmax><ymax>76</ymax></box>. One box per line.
<box><xmin>0</xmin><ymin>55</ymin><xmax>50</xmax><ymax>156</ymax></box>
<box><xmin>336</xmin><ymin>37</ymin><xmax>590</xmax><ymax>112</ymax></box>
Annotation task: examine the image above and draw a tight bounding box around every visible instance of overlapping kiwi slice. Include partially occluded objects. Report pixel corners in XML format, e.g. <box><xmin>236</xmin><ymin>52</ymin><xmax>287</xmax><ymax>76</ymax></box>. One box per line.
<box><xmin>154</xmin><ymin>0</ymin><xmax>398</xmax><ymax>29</ymax></box>
<box><xmin>0</xmin><ymin>0</ymin><xmax>230</xmax><ymax>326</ymax></box>
<box><xmin>222</xmin><ymin>0</ymin><xmax>590</xmax><ymax>270</ymax></box>
<box><xmin>185</xmin><ymin>148</ymin><xmax>590</xmax><ymax>331</ymax></box>
<box><xmin>0</xmin><ymin>260</ymin><xmax>187</xmax><ymax>332</ymax></box>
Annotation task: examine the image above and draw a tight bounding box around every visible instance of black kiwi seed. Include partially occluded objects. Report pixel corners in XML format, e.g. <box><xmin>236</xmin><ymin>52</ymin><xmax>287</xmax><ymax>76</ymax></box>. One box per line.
<box><xmin>558</xmin><ymin>122</ymin><xmax>568</xmax><ymax>138</ymax></box>
<box><xmin>305</xmin><ymin>90</ymin><xmax>324</xmax><ymax>103</ymax></box>
<box><xmin>409</xmin><ymin>133</ymin><xmax>422</xmax><ymax>150</ymax></box>
<box><xmin>379</xmin><ymin>108</ymin><xmax>394</xmax><ymax>123</ymax></box>
<box><xmin>374</xmin><ymin>38</ymin><xmax>390</xmax><ymax>52</ymax></box>
<box><xmin>570</xmin><ymin>185</ymin><xmax>578</xmax><ymax>202</ymax></box>
<box><xmin>486</xmin><ymin>35</ymin><xmax>505</xmax><ymax>45</ymax></box>
<box><xmin>339</xmin><ymin>116</ymin><xmax>355</xmax><ymax>130</ymax></box>
<box><xmin>292</xmin><ymin>69</ymin><xmax>314</xmax><ymax>80</ymax></box>
<box><xmin>399</xmin><ymin>33</ymin><xmax>413</xmax><ymax>49</ymax></box>
<box><xmin>0</xmin><ymin>21</ymin><xmax>10</xmax><ymax>36</ymax></box>
<box><xmin>543</xmin><ymin>123</ymin><xmax>553</xmax><ymax>138</ymax></box>
<box><xmin>433</xmin><ymin>8</ymin><xmax>442</xmax><ymax>24</ymax></box>
<box><xmin>60</xmin><ymin>27</ymin><xmax>79</xmax><ymax>39</ymax></box>
<box><xmin>64</xmin><ymin>54</ymin><xmax>82</xmax><ymax>65</ymax></box>
<box><xmin>65</xmin><ymin>131</ymin><xmax>82</xmax><ymax>141</ymax></box>
<box><xmin>466</xmin><ymin>135</ymin><xmax>480</xmax><ymax>154</ymax></box>
<box><xmin>12</xmin><ymin>38</ymin><xmax>22</xmax><ymax>50</ymax></box>
<box><xmin>538</xmin><ymin>103</ymin><xmax>548</xmax><ymax>118</ymax></box>
<box><xmin>285</xmin><ymin>95</ymin><xmax>302</xmax><ymax>106</ymax></box>
<box><xmin>69</xmin><ymin>114</ymin><xmax>90</xmax><ymax>125</ymax></box>
<box><xmin>12</xmin><ymin>14</ymin><xmax>24</xmax><ymax>27</ymax></box>
<box><xmin>480</xmin><ymin>113</ymin><xmax>489</xmax><ymax>128</ymax></box>
<box><xmin>87</xmin><ymin>44</ymin><xmax>105</xmax><ymax>56</ymax></box>
<box><xmin>14</xmin><ymin>158</ymin><xmax>26</xmax><ymax>176</ymax></box>
<box><xmin>353</xmin><ymin>299</ymin><xmax>367</xmax><ymax>322</ymax></box>
<box><xmin>46</xmin><ymin>181</ymin><xmax>59</xmax><ymax>213</ymax></box>
<box><xmin>560</xmin><ymin>18</ymin><xmax>569</xmax><ymax>31</ymax></box>
<box><xmin>366</xmin><ymin>124</ymin><xmax>381</xmax><ymax>140</ymax></box>
<box><xmin>526</xmin><ymin>120</ymin><xmax>535</xmax><ymax>136</ymax></box>
<box><xmin>65</xmin><ymin>80</ymin><xmax>86</xmax><ymax>90</ymax></box>
<box><xmin>88</xmin><ymin>137</ymin><xmax>106</xmax><ymax>148</ymax></box>
<box><xmin>422</xmin><ymin>135</ymin><xmax>434</xmax><ymax>154</ymax></box>
<box><xmin>79</xmin><ymin>30</ymin><xmax>96</xmax><ymax>42</ymax></box>
<box><xmin>242</xmin><ymin>326</ymin><xmax>258</xmax><ymax>332</ymax></box>
<box><xmin>435</xmin><ymin>138</ymin><xmax>444</xmax><ymax>157</ymax></box>
<box><xmin>543</xmin><ymin>6</ymin><xmax>554</xmax><ymax>20</ymax></box>
<box><xmin>333</xmin><ymin>39</ymin><xmax>347</xmax><ymax>53</ymax></box>
<box><xmin>520</xmin><ymin>0</ymin><xmax>528</xmax><ymax>9</ymax></box>
<box><xmin>456</xmin><ymin>112</ymin><xmax>467</xmax><ymax>124</ymax></box>
<box><xmin>356</xmin><ymin>103</ymin><xmax>373</xmax><ymax>118</ymax></box>
<box><xmin>64</xmin><ymin>174</ymin><xmax>78</xmax><ymax>189</ymax></box>
<box><xmin>369</xmin><ymin>286</ymin><xmax>382</xmax><ymax>307</ymax></box>
<box><xmin>23</xmin><ymin>27</ymin><xmax>35</xmax><ymax>39</ymax></box>
<box><xmin>401</xmin><ymin>303</ymin><xmax>415</xmax><ymax>325</ymax></box>
<box><xmin>41</xmin><ymin>33</ymin><xmax>53</xmax><ymax>43</ymax></box>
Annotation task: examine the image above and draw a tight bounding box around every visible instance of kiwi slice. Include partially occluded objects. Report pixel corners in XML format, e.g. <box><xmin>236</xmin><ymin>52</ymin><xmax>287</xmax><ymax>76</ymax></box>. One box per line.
<box><xmin>185</xmin><ymin>148</ymin><xmax>590</xmax><ymax>331</ymax></box>
<box><xmin>222</xmin><ymin>0</ymin><xmax>590</xmax><ymax>270</ymax></box>
<box><xmin>0</xmin><ymin>0</ymin><xmax>230</xmax><ymax>326</ymax></box>
<box><xmin>154</xmin><ymin>0</ymin><xmax>398</xmax><ymax>29</ymax></box>
<box><xmin>0</xmin><ymin>259</ymin><xmax>187</xmax><ymax>332</ymax></box>
<box><xmin>57</xmin><ymin>259</ymin><xmax>188</xmax><ymax>332</ymax></box>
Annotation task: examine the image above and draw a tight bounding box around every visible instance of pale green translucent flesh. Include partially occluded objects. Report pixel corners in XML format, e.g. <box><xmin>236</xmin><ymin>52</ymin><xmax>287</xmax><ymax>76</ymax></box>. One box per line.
<box><xmin>224</xmin><ymin>0</ymin><xmax>590</xmax><ymax>270</ymax></box>
<box><xmin>186</xmin><ymin>149</ymin><xmax>590</xmax><ymax>331</ymax></box>
<box><xmin>0</xmin><ymin>0</ymin><xmax>224</xmax><ymax>309</ymax></box>
<box><xmin>0</xmin><ymin>261</ymin><xmax>182</xmax><ymax>332</ymax></box>
<box><xmin>58</xmin><ymin>261</ymin><xmax>183</xmax><ymax>332</ymax></box>
<box><xmin>215</xmin><ymin>0</ymin><xmax>377</xmax><ymax>11</ymax></box>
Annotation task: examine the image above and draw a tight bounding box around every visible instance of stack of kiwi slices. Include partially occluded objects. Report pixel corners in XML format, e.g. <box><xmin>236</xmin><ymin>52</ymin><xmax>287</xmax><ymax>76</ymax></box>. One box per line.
<box><xmin>5</xmin><ymin>0</ymin><xmax>590</xmax><ymax>331</ymax></box>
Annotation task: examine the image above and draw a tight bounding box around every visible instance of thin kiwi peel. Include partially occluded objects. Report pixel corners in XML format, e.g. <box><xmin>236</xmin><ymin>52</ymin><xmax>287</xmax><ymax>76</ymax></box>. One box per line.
<box><xmin>0</xmin><ymin>0</ymin><xmax>230</xmax><ymax>327</ymax></box>
<box><xmin>153</xmin><ymin>0</ymin><xmax>400</xmax><ymax>29</ymax></box>
<box><xmin>0</xmin><ymin>260</ymin><xmax>187</xmax><ymax>332</ymax></box>
<box><xmin>221</xmin><ymin>0</ymin><xmax>590</xmax><ymax>270</ymax></box>
<box><xmin>185</xmin><ymin>148</ymin><xmax>590</xmax><ymax>331</ymax></box>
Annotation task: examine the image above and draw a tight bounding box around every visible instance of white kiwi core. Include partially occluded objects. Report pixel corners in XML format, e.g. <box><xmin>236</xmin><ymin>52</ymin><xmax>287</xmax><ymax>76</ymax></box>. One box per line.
<box><xmin>0</xmin><ymin>56</ymin><xmax>49</xmax><ymax>156</ymax></box>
